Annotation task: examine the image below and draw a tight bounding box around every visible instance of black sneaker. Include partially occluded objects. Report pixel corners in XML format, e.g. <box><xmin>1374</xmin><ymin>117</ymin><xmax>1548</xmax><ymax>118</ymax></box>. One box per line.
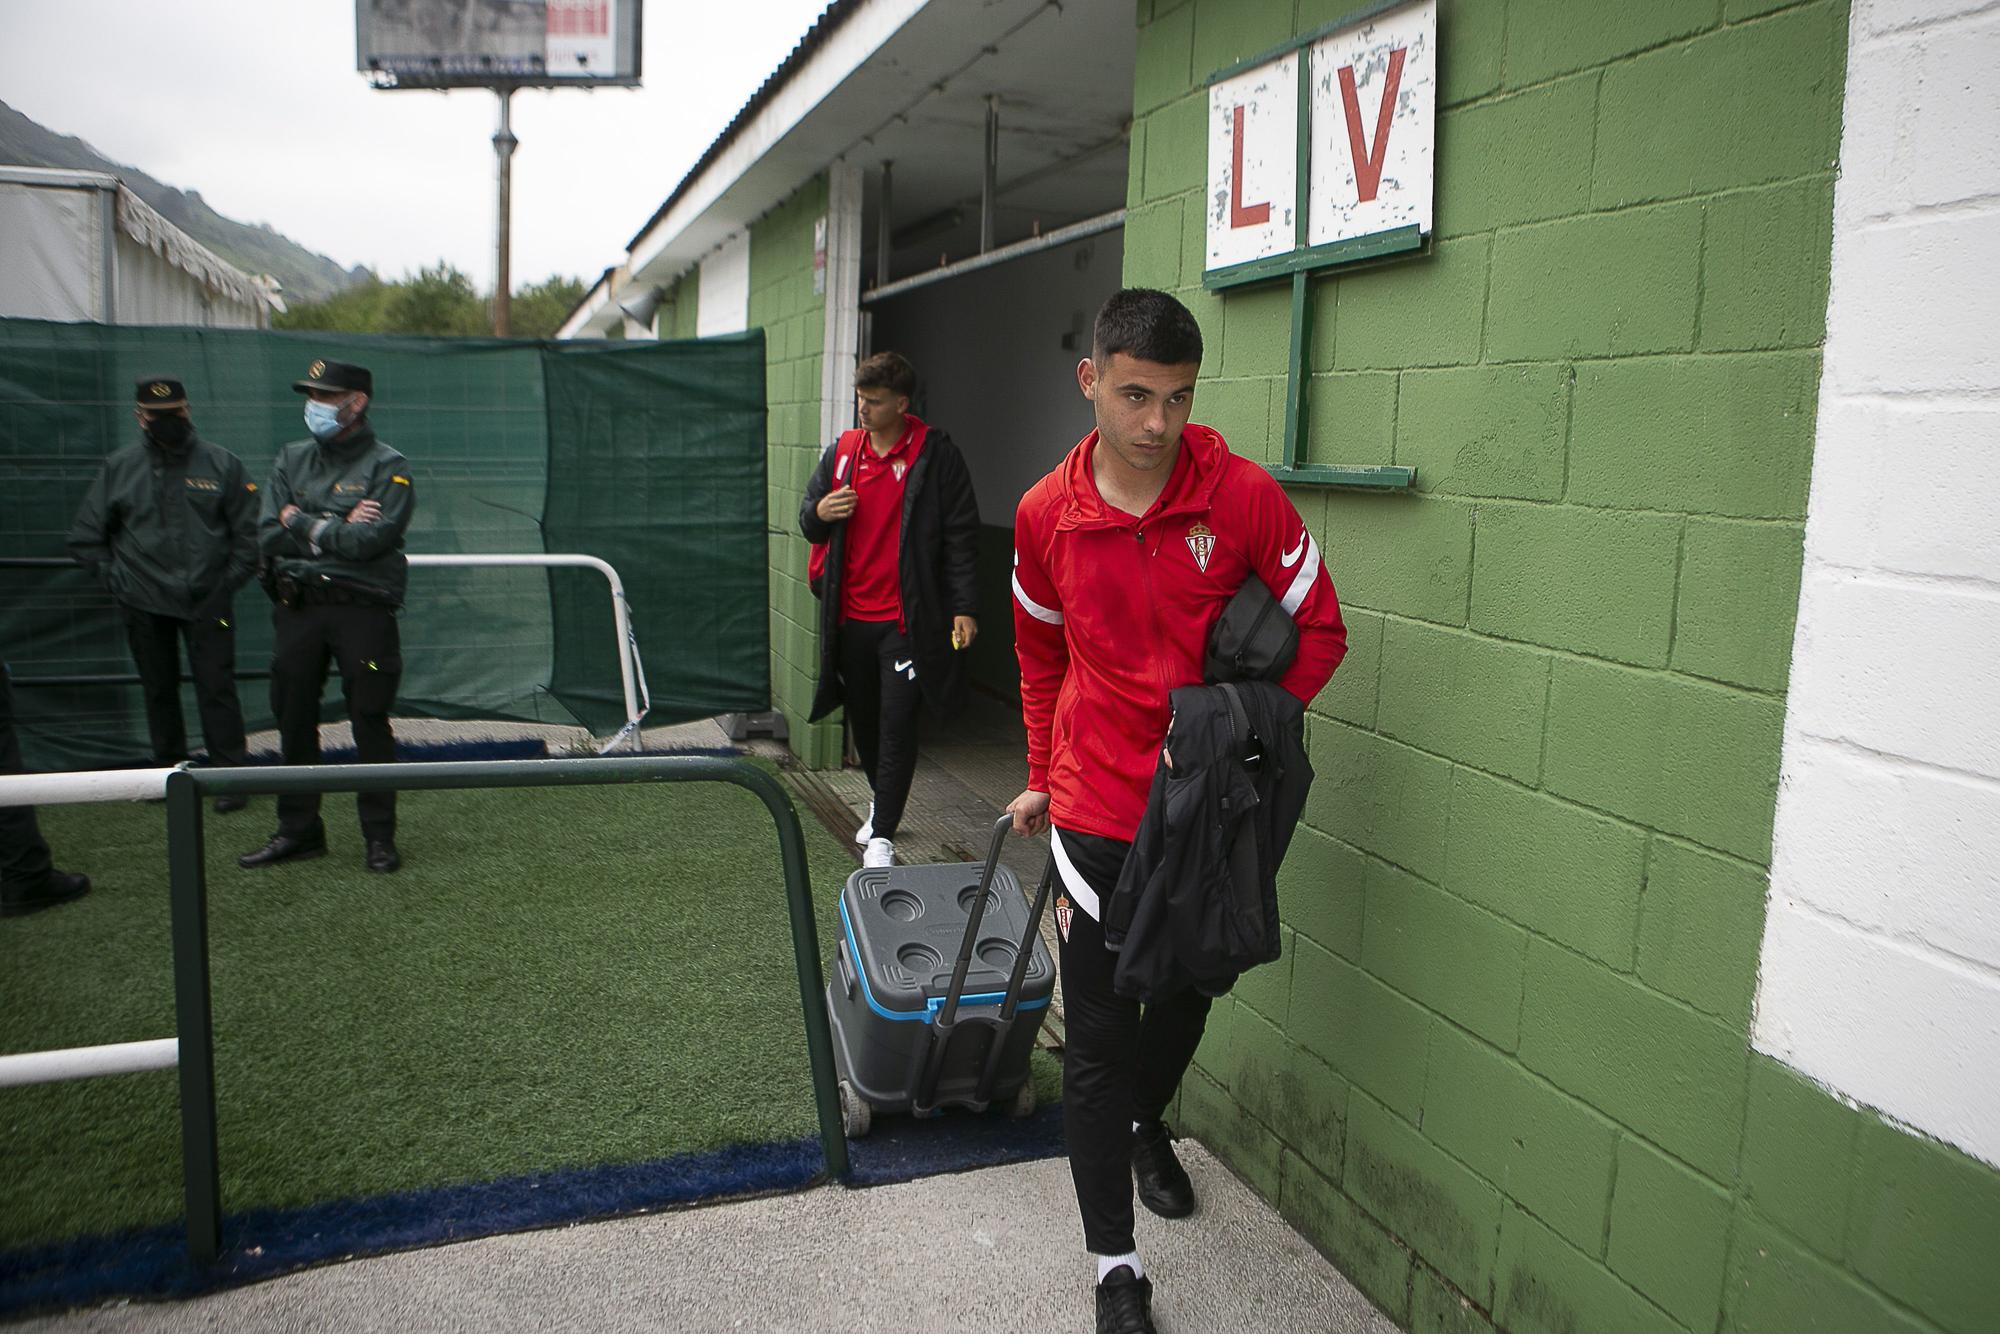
<box><xmin>1132</xmin><ymin>1120</ymin><xmax>1195</xmax><ymax>1219</ymax></box>
<box><xmin>1096</xmin><ymin>1265</ymin><xmax>1157</xmax><ymax>1334</ymax></box>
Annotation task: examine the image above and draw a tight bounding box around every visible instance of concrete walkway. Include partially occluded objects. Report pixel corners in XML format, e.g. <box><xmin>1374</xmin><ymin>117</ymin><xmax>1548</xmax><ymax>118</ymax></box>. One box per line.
<box><xmin>19</xmin><ymin>1146</ymin><xmax>1395</xmax><ymax>1333</ymax></box>
<box><xmin>15</xmin><ymin>709</ymin><xmax>1392</xmax><ymax>1331</ymax></box>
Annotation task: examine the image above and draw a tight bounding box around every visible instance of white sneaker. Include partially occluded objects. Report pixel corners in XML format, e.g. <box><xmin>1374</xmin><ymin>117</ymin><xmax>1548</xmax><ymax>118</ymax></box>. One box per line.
<box><xmin>863</xmin><ymin>837</ymin><xmax>895</xmax><ymax>868</ymax></box>
<box><xmin>854</xmin><ymin>801</ymin><xmax>875</xmax><ymax>846</ymax></box>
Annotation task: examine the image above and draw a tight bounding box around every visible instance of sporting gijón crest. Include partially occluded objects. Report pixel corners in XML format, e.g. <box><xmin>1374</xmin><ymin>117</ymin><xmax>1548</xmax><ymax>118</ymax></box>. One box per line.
<box><xmin>1185</xmin><ymin>521</ymin><xmax>1216</xmax><ymax>573</ymax></box>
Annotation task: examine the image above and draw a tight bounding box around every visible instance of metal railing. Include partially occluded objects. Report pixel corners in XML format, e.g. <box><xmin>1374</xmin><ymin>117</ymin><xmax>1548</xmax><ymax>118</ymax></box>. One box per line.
<box><xmin>0</xmin><ymin>756</ymin><xmax>847</xmax><ymax>1266</ymax></box>
<box><xmin>0</xmin><ymin>554</ymin><xmax>651</xmax><ymax>752</ymax></box>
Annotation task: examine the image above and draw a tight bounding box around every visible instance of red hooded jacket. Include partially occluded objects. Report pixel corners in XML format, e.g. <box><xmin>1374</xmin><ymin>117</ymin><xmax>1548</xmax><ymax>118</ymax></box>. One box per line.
<box><xmin>1012</xmin><ymin>424</ymin><xmax>1346</xmax><ymax>843</ymax></box>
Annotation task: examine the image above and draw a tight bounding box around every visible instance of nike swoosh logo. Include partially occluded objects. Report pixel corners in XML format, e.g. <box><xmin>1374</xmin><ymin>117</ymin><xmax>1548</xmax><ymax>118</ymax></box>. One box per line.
<box><xmin>1282</xmin><ymin>535</ymin><xmax>1306</xmax><ymax>567</ymax></box>
<box><xmin>894</xmin><ymin>659</ymin><xmax>914</xmax><ymax>673</ymax></box>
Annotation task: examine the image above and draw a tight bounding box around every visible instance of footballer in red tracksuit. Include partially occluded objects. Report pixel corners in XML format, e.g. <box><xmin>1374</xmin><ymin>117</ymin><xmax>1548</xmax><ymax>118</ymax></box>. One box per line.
<box><xmin>1008</xmin><ymin>290</ymin><xmax>1343</xmax><ymax>1325</ymax></box>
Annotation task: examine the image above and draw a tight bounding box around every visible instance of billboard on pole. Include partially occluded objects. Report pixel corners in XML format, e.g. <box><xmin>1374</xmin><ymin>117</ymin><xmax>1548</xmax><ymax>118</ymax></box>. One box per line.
<box><xmin>357</xmin><ymin>0</ymin><xmax>642</xmax><ymax>88</ymax></box>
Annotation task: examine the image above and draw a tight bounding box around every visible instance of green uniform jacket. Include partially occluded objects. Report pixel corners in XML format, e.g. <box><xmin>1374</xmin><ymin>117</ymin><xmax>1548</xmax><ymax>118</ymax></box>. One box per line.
<box><xmin>259</xmin><ymin>421</ymin><xmax>415</xmax><ymax>608</ymax></box>
<box><xmin>67</xmin><ymin>432</ymin><xmax>260</xmax><ymax>620</ymax></box>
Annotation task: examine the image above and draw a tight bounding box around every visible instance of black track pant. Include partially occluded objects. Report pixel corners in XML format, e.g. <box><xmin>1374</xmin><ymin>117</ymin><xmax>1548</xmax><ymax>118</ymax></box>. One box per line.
<box><xmin>1052</xmin><ymin>826</ymin><xmax>1214</xmax><ymax>1256</ymax></box>
<box><xmin>270</xmin><ymin>600</ymin><xmax>402</xmax><ymax>842</ymax></box>
<box><xmin>838</xmin><ymin>618</ymin><xmax>921</xmax><ymax>840</ymax></box>
<box><xmin>0</xmin><ymin>664</ymin><xmax>53</xmax><ymax>894</ymax></box>
<box><xmin>122</xmin><ymin>604</ymin><xmax>248</xmax><ymax>768</ymax></box>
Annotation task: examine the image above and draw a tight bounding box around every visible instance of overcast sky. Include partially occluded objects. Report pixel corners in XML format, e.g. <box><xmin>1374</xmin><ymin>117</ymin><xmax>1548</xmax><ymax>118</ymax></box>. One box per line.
<box><xmin>0</xmin><ymin>0</ymin><xmax>830</xmax><ymax>291</ymax></box>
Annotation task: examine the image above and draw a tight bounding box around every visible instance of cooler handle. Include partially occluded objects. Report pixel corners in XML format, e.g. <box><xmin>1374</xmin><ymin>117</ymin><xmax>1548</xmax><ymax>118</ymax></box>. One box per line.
<box><xmin>934</xmin><ymin>813</ymin><xmax>1015</xmax><ymax>1027</ymax></box>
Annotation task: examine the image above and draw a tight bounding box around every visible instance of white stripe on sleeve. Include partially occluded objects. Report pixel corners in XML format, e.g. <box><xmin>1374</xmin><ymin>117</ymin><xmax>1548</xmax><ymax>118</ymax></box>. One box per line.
<box><xmin>1011</xmin><ymin>549</ymin><xmax>1063</xmax><ymax>625</ymax></box>
<box><xmin>1280</xmin><ymin>533</ymin><xmax>1321</xmax><ymax>616</ymax></box>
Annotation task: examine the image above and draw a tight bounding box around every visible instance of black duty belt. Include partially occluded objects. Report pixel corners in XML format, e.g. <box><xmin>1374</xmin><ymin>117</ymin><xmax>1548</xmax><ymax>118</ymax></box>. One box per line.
<box><xmin>297</xmin><ymin>583</ymin><xmax>389</xmax><ymax>608</ymax></box>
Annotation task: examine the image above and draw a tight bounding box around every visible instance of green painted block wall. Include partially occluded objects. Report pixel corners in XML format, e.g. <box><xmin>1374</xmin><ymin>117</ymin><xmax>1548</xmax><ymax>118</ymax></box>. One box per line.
<box><xmin>1129</xmin><ymin>2</ymin><xmax>1999</xmax><ymax>1332</ymax></box>
<box><xmin>746</xmin><ymin>173</ymin><xmax>842</xmax><ymax>768</ymax></box>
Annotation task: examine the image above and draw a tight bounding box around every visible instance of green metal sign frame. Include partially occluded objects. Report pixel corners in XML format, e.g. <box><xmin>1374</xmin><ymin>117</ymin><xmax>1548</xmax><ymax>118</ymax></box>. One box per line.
<box><xmin>1201</xmin><ymin>0</ymin><xmax>1428</xmax><ymax>491</ymax></box>
<box><xmin>164</xmin><ymin>756</ymin><xmax>847</xmax><ymax>1266</ymax></box>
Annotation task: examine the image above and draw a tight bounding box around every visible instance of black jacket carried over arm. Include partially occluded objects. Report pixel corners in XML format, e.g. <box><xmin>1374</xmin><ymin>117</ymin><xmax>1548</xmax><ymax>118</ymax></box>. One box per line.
<box><xmin>1102</xmin><ymin>680</ymin><xmax>1313</xmax><ymax>1003</ymax></box>
<box><xmin>798</xmin><ymin>427</ymin><xmax>979</xmax><ymax>722</ymax></box>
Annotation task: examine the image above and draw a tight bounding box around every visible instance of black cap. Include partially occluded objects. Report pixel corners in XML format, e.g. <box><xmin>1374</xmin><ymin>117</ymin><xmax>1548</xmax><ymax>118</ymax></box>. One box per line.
<box><xmin>291</xmin><ymin>358</ymin><xmax>372</xmax><ymax>396</ymax></box>
<box><xmin>135</xmin><ymin>376</ymin><xmax>188</xmax><ymax>409</ymax></box>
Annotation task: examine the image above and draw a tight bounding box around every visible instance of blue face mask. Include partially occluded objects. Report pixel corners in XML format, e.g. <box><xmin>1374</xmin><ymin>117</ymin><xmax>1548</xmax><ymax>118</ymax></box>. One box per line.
<box><xmin>303</xmin><ymin>399</ymin><xmax>344</xmax><ymax>441</ymax></box>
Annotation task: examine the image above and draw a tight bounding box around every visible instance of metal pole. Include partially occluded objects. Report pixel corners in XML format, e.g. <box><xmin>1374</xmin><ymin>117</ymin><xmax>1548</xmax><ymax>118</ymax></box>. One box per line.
<box><xmin>980</xmin><ymin>97</ymin><xmax>998</xmax><ymax>254</ymax></box>
<box><xmin>494</xmin><ymin>87</ymin><xmax>517</xmax><ymax>335</ymax></box>
<box><xmin>876</xmin><ymin>160</ymin><xmax>893</xmax><ymax>289</ymax></box>
<box><xmin>193</xmin><ymin>758</ymin><xmax>851</xmax><ymax>1182</ymax></box>
<box><xmin>165</xmin><ymin>768</ymin><xmax>222</xmax><ymax>1266</ymax></box>
<box><xmin>0</xmin><ymin>1038</ymin><xmax>177</xmax><ymax>1088</ymax></box>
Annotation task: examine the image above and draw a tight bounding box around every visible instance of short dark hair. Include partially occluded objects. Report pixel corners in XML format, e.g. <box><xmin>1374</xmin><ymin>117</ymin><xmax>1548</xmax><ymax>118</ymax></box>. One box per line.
<box><xmin>1092</xmin><ymin>288</ymin><xmax>1204</xmax><ymax>367</ymax></box>
<box><xmin>854</xmin><ymin>351</ymin><xmax>916</xmax><ymax>398</ymax></box>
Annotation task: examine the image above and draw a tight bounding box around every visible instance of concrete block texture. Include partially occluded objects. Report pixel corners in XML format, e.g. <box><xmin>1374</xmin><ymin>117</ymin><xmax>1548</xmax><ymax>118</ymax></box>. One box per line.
<box><xmin>1396</xmin><ymin>364</ymin><xmax>1568</xmax><ymax>501</ymax></box>
<box><xmin>1344</xmin><ymin>1093</ymin><xmax>1505</xmax><ymax>1304</ymax></box>
<box><xmin>1517</xmin><ymin>939</ymin><xmax>1748</xmax><ymax>1178</ymax></box>
<box><xmin>1752</xmin><ymin>899</ymin><xmax>2000</xmax><ymax>1173</ymax></box>
<box><xmin>1606</xmin><ymin>1137</ymin><xmax>1735</xmax><ymax>1327</ymax></box>
<box><xmin>1422</xmin><ymin>1022</ymin><xmax>1618</xmax><ymax>1251</ymax></box>
<box><xmin>1495</xmin><ymin>1205</ymin><xmax>1684</xmax><ymax>1334</ymax></box>
<box><xmin>1542</xmin><ymin>657</ymin><xmax>1783</xmax><ymax>863</ymax></box>
<box><xmin>1591</xmin><ymin>4</ymin><xmax>1847</xmax><ymax>207</ymax></box>
<box><xmin>1442</xmin><ymin>766</ymin><xmax>1648</xmax><ymax>968</ymax></box>
<box><xmin>1567</xmin><ymin>353</ymin><xmax>1820</xmax><ymax>519</ymax></box>
<box><xmin>1803</xmin><ymin>405</ymin><xmax>2000</xmax><ymax>584</ymax></box>
<box><xmin>1376</xmin><ymin>618</ymin><xmax>1551</xmax><ymax>782</ymax></box>
<box><xmin>1484</xmin><ymin>204</ymin><xmax>1703</xmax><ymax>360</ymax></box>
<box><xmin>1786</xmin><ymin>573</ymin><xmax>2000</xmax><ymax>778</ymax></box>
<box><xmin>1469</xmin><ymin>502</ymin><xmax>1682</xmax><ymax>667</ymax></box>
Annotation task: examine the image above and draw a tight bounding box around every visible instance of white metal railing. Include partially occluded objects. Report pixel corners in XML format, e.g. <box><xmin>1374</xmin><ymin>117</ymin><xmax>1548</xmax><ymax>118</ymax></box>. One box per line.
<box><xmin>405</xmin><ymin>554</ymin><xmax>651</xmax><ymax>753</ymax></box>
<box><xmin>0</xmin><ymin>760</ymin><xmax>180</xmax><ymax>1091</ymax></box>
<box><xmin>0</xmin><ymin>1038</ymin><xmax>178</xmax><ymax>1088</ymax></box>
<box><xmin>2</xmin><ymin>552</ymin><xmax>652</xmax><ymax>753</ymax></box>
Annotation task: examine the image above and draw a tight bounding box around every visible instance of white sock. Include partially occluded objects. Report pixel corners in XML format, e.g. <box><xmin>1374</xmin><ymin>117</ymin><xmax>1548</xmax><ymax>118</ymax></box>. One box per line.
<box><xmin>1097</xmin><ymin>1251</ymin><xmax>1144</xmax><ymax>1283</ymax></box>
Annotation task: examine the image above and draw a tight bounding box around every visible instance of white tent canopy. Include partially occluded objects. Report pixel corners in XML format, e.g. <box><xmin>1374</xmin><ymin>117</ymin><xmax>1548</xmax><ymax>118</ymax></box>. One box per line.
<box><xmin>0</xmin><ymin>165</ymin><xmax>277</xmax><ymax>328</ymax></box>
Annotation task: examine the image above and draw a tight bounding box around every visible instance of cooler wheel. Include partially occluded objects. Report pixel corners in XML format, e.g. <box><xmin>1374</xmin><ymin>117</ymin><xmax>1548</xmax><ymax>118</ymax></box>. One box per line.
<box><xmin>838</xmin><ymin>1079</ymin><xmax>872</xmax><ymax>1139</ymax></box>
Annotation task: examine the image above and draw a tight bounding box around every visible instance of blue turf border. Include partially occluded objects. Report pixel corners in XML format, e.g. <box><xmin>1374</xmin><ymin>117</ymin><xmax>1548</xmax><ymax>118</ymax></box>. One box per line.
<box><xmin>0</xmin><ymin>1104</ymin><xmax>1064</xmax><ymax>1318</ymax></box>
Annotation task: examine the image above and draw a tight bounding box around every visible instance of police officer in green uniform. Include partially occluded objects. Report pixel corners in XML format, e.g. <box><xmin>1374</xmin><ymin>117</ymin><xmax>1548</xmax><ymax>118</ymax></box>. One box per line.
<box><xmin>239</xmin><ymin>359</ymin><xmax>414</xmax><ymax>875</ymax></box>
<box><xmin>67</xmin><ymin>376</ymin><xmax>258</xmax><ymax>813</ymax></box>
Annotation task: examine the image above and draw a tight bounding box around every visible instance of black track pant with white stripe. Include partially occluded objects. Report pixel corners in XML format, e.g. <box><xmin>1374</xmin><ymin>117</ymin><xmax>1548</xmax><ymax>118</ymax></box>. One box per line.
<box><xmin>1051</xmin><ymin>825</ymin><xmax>1214</xmax><ymax>1256</ymax></box>
<box><xmin>838</xmin><ymin>618</ymin><xmax>921</xmax><ymax>841</ymax></box>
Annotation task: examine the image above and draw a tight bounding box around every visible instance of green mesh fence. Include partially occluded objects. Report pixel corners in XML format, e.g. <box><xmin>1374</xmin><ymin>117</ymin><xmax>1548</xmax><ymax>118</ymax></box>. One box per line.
<box><xmin>0</xmin><ymin>319</ymin><xmax>768</xmax><ymax>770</ymax></box>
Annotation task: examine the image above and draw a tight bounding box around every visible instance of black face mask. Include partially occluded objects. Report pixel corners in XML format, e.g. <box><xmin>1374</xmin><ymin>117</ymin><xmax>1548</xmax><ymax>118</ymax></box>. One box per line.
<box><xmin>144</xmin><ymin>415</ymin><xmax>193</xmax><ymax>450</ymax></box>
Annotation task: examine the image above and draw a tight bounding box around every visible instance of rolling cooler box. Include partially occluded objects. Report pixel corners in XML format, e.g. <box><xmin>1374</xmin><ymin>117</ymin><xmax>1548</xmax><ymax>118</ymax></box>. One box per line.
<box><xmin>827</xmin><ymin>814</ymin><xmax>1056</xmax><ymax>1137</ymax></box>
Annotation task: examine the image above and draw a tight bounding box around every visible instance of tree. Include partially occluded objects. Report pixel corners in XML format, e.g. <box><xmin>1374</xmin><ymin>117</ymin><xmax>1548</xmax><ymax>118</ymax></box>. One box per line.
<box><xmin>271</xmin><ymin>263</ymin><xmax>587</xmax><ymax>339</ymax></box>
<box><xmin>509</xmin><ymin>274</ymin><xmax>588</xmax><ymax>339</ymax></box>
<box><xmin>381</xmin><ymin>262</ymin><xmax>487</xmax><ymax>336</ymax></box>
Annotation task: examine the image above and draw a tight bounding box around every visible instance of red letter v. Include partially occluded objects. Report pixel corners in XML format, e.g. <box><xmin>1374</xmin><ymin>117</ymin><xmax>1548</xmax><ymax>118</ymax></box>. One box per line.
<box><xmin>1337</xmin><ymin>47</ymin><xmax>1407</xmax><ymax>204</ymax></box>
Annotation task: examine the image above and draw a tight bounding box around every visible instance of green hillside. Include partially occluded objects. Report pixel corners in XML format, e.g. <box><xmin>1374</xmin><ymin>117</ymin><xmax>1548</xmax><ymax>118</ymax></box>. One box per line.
<box><xmin>0</xmin><ymin>99</ymin><xmax>368</xmax><ymax>305</ymax></box>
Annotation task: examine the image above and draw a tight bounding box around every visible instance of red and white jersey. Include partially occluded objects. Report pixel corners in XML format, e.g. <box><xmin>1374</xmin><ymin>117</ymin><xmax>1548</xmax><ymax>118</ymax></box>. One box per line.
<box><xmin>1012</xmin><ymin>424</ymin><xmax>1346</xmax><ymax>843</ymax></box>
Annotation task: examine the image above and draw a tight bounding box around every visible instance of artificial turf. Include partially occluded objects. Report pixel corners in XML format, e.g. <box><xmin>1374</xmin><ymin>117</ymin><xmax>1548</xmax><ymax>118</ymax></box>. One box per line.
<box><xmin>0</xmin><ymin>773</ymin><xmax>1062</xmax><ymax>1251</ymax></box>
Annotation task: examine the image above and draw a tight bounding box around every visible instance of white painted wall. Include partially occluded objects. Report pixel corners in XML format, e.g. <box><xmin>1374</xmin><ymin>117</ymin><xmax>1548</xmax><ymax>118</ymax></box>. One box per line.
<box><xmin>1755</xmin><ymin>0</ymin><xmax>2000</xmax><ymax>1169</ymax></box>
<box><xmin>696</xmin><ymin>230</ymin><xmax>751</xmax><ymax>337</ymax></box>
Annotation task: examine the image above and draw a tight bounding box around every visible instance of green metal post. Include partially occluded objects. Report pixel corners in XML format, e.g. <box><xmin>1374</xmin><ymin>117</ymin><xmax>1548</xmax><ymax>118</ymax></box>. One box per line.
<box><xmin>164</xmin><ymin>767</ymin><xmax>222</xmax><ymax>1265</ymax></box>
<box><xmin>176</xmin><ymin>754</ymin><xmax>850</xmax><ymax>1261</ymax></box>
<box><xmin>729</xmin><ymin>765</ymin><xmax>851</xmax><ymax>1180</ymax></box>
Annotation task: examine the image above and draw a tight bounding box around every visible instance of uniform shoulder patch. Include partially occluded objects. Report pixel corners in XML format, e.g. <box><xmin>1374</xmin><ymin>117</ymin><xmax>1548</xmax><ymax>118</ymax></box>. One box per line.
<box><xmin>391</xmin><ymin>475</ymin><xmax>410</xmax><ymax>486</ymax></box>
<box><xmin>245</xmin><ymin>482</ymin><xmax>258</xmax><ymax>492</ymax></box>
